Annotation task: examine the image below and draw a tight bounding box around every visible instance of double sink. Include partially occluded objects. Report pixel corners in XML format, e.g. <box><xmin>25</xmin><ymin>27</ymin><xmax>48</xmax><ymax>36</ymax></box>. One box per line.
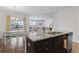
<box><xmin>47</xmin><ymin>32</ymin><xmax>63</xmax><ymax>35</ymax></box>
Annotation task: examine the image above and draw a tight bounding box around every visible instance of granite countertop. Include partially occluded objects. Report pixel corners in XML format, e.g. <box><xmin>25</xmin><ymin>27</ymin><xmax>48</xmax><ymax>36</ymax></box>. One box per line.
<box><xmin>26</xmin><ymin>31</ymin><xmax>71</xmax><ymax>42</ymax></box>
<box><xmin>3</xmin><ymin>30</ymin><xmax>71</xmax><ymax>42</ymax></box>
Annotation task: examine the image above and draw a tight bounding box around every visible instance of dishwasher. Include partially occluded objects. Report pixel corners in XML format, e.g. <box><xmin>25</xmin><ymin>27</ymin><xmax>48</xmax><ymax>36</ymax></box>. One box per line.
<box><xmin>67</xmin><ymin>32</ymin><xmax>73</xmax><ymax>51</ymax></box>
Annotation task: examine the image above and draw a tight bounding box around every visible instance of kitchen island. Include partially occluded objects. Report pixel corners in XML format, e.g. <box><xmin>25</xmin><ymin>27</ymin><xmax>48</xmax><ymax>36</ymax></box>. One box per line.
<box><xmin>26</xmin><ymin>31</ymin><xmax>73</xmax><ymax>53</ymax></box>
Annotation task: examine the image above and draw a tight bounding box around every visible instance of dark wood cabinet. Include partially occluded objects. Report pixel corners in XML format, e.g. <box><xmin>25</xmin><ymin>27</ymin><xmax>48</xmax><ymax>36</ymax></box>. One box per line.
<box><xmin>34</xmin><ymin>38</ymin><xmax>54</xmax><ymax>53</ymax></box>
<box><xmin>54</xmin><ymin>35</ymin><xmax>64</xmax><ymax>53</ymax></box>
<box><xmin>26</xmin><ymin>32</ymin><xmax>73</xmax><ymax>53</ymax></box>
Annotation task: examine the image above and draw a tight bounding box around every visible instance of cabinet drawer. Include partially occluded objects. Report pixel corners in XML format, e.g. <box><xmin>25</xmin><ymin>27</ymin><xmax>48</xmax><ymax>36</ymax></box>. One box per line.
<box><xmin>35</xmin><ymin>46</ymin><xmax>53</xmax><ymax>53</ymax></box>
<box><xmin>34</xmin><ymin>38</ymin><xmax>53</xmax><ymax>49</ymax></box>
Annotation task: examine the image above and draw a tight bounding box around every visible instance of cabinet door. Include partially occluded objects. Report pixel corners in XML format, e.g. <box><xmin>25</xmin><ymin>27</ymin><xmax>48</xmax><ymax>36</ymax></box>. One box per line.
<box><xmin>26</xmin><ymin>37</ymin><xmax>34</xmax><ymax>53</ymax></box>
<box><xmin>54</xmin><ymin>35</ymin><xmax>64</xmax><ymax>53</ymax></box>
<box><xmin>34</xmin><ymin>38</ymin><xmax>54</xmax><ymax>53</ymax></box>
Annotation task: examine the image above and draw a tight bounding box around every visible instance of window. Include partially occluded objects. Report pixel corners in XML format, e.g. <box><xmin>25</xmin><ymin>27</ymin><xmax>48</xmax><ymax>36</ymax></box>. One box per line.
<box><xmin>11</xmin><ymin>20</ymin><xmax>24</xmax><ymax>30</ymax></box>
<box><xmin>29</xmin><ymin>20</ymin><xmax>44</xmax><ymax>31</ymax></box>
<box><xmin>10</xmin><ymin>17</ymin><xmax>24</xmax><ymax>31</ymax></box>
<box><xmin>30</xmin><ymin>20</ymin><xmax>36</xmax><ymax>26</ymax></box>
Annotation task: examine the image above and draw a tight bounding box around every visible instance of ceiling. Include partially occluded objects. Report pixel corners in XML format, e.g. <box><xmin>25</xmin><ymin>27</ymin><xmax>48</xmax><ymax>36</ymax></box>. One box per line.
<box><xmin>0</xmin><ymin>6</ymin><xmax>68</xmax><ymax>15</ymax></box>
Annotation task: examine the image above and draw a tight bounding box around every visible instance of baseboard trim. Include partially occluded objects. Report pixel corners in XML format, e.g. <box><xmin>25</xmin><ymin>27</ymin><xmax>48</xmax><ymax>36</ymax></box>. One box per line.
<box><xmin>73</xmin><ymin>40</ymin><xmax>79</xmax><ymax>44</ymax></box>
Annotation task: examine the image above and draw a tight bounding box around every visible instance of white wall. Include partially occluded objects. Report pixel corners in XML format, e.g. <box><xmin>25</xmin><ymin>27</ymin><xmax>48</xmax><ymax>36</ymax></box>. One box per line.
<box><xmin>55</xmin><ymin>7</ymin><xmax>79</xmax><ymax>43</ymax></box>
<box><xmin>75</xmin><ymin>7</ymin><xmax>79</xmax><ymax>43</ymax></box>
<box><xmin>44</xmin><ymin>18</ymin><xmax>53</xmax><ymax>27</ymax></box>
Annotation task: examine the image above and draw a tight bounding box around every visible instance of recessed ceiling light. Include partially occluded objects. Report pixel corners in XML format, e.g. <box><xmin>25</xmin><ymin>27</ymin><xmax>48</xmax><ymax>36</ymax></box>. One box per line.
<box><xmin>16</xmin><ymin>18</ymin><xmax>18</xmax><ymax>20</ymax></box>
<box><xmin>13</xmin><ymin>17</ymin><xmax>15</xmax><ymax>20</ymax></box>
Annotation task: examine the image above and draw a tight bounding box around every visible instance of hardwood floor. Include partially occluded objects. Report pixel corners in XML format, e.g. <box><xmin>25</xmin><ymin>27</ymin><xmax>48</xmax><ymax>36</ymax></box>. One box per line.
<box><xmin>72</xmin><ymin>42</ymin><xmax>79</xmax><ymax>53</ymax></box>
<box><xmin>0</xmin><ymin>38</ymin><xmax>79</xmax><ymax>53</ymax></box>
<box><xmin>0</xmin><ymin>36</ymin><xmax>26</xmax><ymax>53</ymax></box>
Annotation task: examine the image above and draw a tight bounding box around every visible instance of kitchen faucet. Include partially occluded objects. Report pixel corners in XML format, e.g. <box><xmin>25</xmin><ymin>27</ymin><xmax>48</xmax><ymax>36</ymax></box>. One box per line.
<box><xmin>49</xmin><ymin>24</ymin><xmax>53</xmax><ymax>33</ymax></box>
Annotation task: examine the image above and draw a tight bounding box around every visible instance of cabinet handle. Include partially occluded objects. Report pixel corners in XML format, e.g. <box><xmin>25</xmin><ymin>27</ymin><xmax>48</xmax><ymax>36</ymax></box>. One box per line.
<box><xmin>45</xmin><ymin>42</ymin><xmax>48</xmax><ymax>45</ymax></box>
<box><xmin>28</xmin><ymin>42</ymin><xmax>31</xmax><ymax>48</ymax></box>
<box><xmin>44</xmin><ymin>48</ymin><xmax>48</xmax><ymax>51</ymax></box>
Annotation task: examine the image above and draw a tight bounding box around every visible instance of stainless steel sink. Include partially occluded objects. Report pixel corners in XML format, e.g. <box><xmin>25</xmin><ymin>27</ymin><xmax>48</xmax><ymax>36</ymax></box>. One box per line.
<box><xmin>47</xmin><ymin>32</ymin><xmax>63</xmax><ymax>35</ymax></box>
